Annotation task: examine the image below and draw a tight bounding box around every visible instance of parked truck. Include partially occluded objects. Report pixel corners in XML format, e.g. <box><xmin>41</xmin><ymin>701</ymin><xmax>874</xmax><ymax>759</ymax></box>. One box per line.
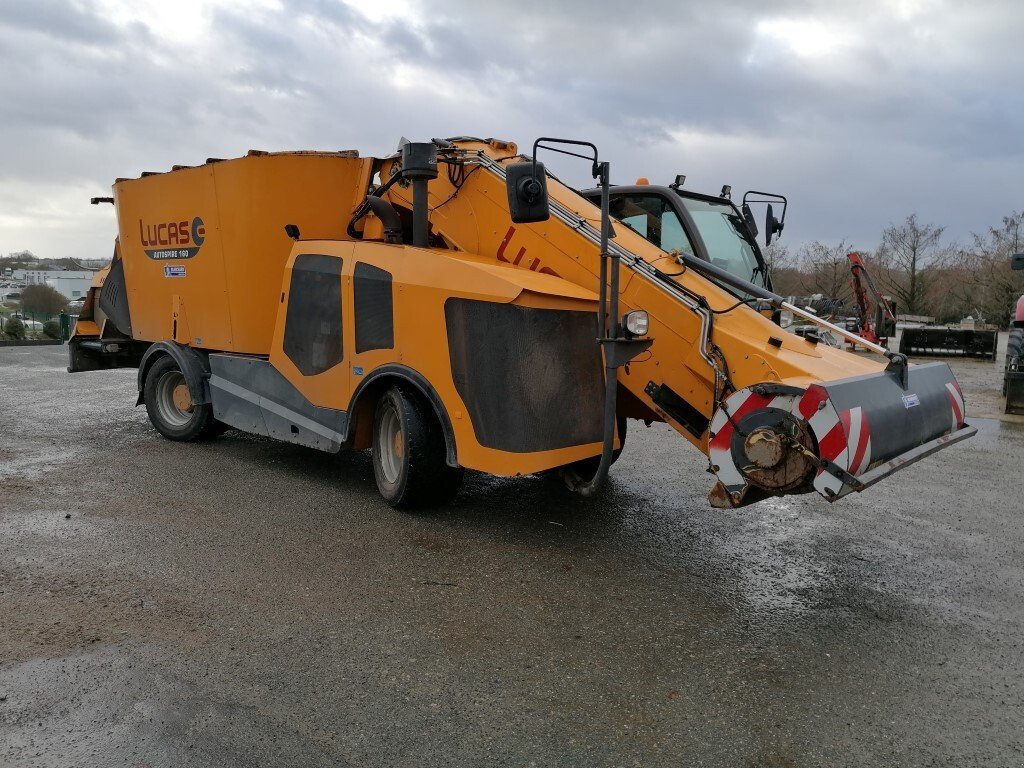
<box><xmin>71</xmin><ymin>136</ymin><xmax>975</xmax><ymax>508</ymax></box>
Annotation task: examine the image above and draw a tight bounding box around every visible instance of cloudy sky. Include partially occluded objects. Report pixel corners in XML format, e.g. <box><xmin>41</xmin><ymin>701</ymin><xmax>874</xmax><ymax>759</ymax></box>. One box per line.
<box><xmin>1</xmin><ymin>0</ymin><xmax>1021</xmax><ymax>260</ymax></box>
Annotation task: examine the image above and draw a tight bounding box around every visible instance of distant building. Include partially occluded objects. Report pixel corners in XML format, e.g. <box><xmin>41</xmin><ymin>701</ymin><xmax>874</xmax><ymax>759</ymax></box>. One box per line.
<box><xmin>44</xmin><ymin>271</ymin><xmax>95</xmax><ymax>300</ymax></box>
<box><xmin>10</xmin><ymin>268</ymin><xmax>94</xmax><ymax>299</ymax></box>
<box><xmin>12</xmin><ymin>268</ymin><xmax>54</xmax><ymax>284</ymax></box>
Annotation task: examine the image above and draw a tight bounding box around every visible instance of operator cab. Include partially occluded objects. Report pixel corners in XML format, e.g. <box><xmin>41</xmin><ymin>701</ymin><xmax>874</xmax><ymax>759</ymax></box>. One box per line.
<box><xmin>580</xmin><ymin>182</ymin><xmax>777</xmax><ymax>295</ymax></box>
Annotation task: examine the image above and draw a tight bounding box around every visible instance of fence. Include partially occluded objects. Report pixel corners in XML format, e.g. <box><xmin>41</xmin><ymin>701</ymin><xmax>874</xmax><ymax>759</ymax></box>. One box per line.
<box><xmin>0</xmin><ymin>310</ymin><xmax>78</xmax><ymax>343</ymax></box>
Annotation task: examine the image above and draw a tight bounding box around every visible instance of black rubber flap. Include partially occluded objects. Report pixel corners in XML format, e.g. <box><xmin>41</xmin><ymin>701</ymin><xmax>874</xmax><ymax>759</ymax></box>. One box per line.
<box><xmin>445</xmin><ymin>299</ymin><xmax>603</xmax><ymax>453</ymax></box>
<box><xmin>98</xmin><ymin>256</ymin><xmax>132</xmax><ymax>336</ymax></box>
<box><xmin>1006</xmin><ymin>371</ymin><xmax>1024</xmax><ymax>416</ymax></box>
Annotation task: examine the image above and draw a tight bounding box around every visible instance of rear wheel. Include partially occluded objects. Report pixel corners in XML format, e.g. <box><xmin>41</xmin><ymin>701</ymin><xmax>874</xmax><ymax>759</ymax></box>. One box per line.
<box><xmin>143</xmin><ymin>355</ymin><xmax>219</xmax><ymax>441</ymax></box>
<box><xmin>372</xmin><ymin>386</ymin><xmax>463</xmax><ymax>508</ymax></box>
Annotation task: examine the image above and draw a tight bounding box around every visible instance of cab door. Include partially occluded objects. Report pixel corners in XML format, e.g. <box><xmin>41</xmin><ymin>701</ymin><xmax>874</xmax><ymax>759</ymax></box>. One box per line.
<box><xmin>268</xmin><ymin>242</ymin><xmax>355</xmax><ymax>414</ymax></box>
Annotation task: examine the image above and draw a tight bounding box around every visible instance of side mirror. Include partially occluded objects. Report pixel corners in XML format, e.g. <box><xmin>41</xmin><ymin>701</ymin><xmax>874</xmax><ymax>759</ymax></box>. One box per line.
<box><xmin>1012</xmin><ymin>253</ymin><xmax>1024</xmax><ymax>271</ymax></box>
<box><xmin>505</xmin><ymin>161</ymin><xmax>550</xmax><ymax>223</ymax></box>
<box><xmin>765</xmin><ymin>203</ymin><xmax>783</xmax><ymax>246</ymax></box>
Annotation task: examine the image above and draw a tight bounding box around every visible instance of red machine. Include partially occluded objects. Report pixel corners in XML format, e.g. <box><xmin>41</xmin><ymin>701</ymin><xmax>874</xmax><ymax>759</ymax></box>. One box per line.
<box><xmin>847</xmin><ymin>251</ymin><xmax>896</xmax><ymax>349</ymax></box>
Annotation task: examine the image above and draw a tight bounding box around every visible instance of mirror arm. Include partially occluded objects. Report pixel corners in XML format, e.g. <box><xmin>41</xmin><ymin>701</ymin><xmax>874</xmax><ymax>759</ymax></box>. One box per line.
<box><xmin>525</xmin><ymin>138</ymin><xmax>626</xmax><ymax>499</ymax></box>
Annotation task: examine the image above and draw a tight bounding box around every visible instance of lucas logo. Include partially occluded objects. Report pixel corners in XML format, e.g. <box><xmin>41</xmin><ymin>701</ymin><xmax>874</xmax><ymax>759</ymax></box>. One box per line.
<box><xmin>140</xmin><ymin>216</ymin><xmax>206</xmax><ymax>260</ymax></box>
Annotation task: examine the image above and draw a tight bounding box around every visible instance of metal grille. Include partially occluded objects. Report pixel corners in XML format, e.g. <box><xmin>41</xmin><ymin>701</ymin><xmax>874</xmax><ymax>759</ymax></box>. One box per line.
<box><xmin>445</xmin><ymin>298</ymin><xmax>604</xmax><ymax>453</ymax></box>
<box><xmin>354</xmin><ymin>262</ymin><xmax>394</xmax><ymax>353</ymax></box>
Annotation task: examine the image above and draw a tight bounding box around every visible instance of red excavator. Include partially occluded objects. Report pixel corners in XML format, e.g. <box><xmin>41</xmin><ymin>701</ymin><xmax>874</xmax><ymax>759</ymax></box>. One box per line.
<box><xmin>846</xmin><ymin>251</ymin><xmax>896</xmax><ymax>350</ymax></box>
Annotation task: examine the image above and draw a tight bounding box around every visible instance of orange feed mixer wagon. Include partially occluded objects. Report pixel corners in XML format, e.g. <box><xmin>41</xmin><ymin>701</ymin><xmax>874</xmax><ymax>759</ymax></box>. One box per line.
<box><xmin>70</xmin><ymin>137</ymin><xmax>974</xmax><ymax>508</ymax></box>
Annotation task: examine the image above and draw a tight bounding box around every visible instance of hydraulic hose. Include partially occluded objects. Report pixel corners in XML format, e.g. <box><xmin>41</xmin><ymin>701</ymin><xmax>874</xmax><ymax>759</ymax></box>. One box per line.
<box><xmin>346</xmin><ymin>172</ymin><xmax>404</xmax><ymax>242</ymax></box>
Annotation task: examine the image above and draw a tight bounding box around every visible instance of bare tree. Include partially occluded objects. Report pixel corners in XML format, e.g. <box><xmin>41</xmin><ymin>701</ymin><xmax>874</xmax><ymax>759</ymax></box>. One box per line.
<box><xmin>763</xmin><ymin>242</ymin><xmax>805</xmax><ymax>296</ymax></box>
<box><xmin>949</xmin><ymin>212</ymin><xmax>1024</xmax><ymax>326</ymax></box>
<box><xmin>876</xmin><ymin>214</ymin><xmax>945</xmax><ymax>316</ymax></box>
<box><xmin>797</xmin><ymin>239</ymin><xmax>855</xmax><ymax>304</ymax></box>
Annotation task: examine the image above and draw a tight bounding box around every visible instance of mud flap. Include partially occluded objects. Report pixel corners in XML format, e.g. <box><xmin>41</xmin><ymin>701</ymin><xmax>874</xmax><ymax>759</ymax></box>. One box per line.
<box><xmin>1006</xmin><ymin>369</ymin><xmax>1024</xmax><ymax>415</ymax></box>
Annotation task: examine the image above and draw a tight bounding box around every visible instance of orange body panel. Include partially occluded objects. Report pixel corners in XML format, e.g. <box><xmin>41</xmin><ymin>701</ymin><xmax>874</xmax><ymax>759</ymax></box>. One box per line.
<box><xmin>112</xmin><ymin>152</ymin><xmax>371</xmax><ymax>354</ymax></box>
<box><xmin>267</xmin><ymin>240</ymin><xmax>608</xmax><ymax>476</ymax></box>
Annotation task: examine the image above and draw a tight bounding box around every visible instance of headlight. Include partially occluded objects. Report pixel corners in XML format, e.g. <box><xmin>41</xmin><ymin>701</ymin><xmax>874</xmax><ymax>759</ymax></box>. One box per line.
<box><xmin>623</xmin><ymin>309</ymin><xmax>649</xmax><ymax>337</ymax></box>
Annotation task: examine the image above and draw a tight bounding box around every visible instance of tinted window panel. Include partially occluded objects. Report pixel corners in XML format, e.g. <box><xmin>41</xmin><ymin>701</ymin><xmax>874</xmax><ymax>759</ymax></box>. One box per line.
<box><xmin>283</xmin><ymin>254</ymin><xmax>343</xmax><ymax>376</ymax></box>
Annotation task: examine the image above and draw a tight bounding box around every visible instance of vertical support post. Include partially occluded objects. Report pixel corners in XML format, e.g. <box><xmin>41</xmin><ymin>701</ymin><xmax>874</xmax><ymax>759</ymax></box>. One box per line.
<box><xmin>574</xmin><ymin>160</ymin><xmax>619</xmax><ymax>498</ymax></box>
<box><xmin>598</xmin><ymin>162</ymin><xmax>610</xmax><ymax>337</ymax></box>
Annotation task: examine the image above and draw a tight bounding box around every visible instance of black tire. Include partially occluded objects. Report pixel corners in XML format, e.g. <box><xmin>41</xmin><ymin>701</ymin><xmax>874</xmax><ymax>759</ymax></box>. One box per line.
<box><xmin>1005</xmin><ymin>329</ymin><xmax>1024</xmax><ymax>395</ymax></box>
<box><xmin>371</xmin><ymin>386</ymin><xmax>463</xmax><ymax>508</ymax></box>
<box><xmin>557</xmin><ymin>416</ymin><xmax>627</xmax><ymax>489</ymax></box>
<box><xmin>143</xmin><ymin>355</ymin><xmax>219</xmax><ymax>441</ymax></box>
<box><xmin>1007</xmin><ymin>329</ymin><xmax>1023</xmax><ymax>362</ymax></box>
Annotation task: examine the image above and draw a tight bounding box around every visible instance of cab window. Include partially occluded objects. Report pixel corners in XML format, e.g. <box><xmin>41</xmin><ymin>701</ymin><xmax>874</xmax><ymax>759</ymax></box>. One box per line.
<box><xmin>609</xmin><ymin>195</ymin><xmax>696</xmax><ymax>257</ymax></box>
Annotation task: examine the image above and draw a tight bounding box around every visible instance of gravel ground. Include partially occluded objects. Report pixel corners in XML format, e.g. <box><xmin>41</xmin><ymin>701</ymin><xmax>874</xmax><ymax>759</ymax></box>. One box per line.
<box><xmin>1</xmin><ymin>342</ymin><xmax>1022</xmax><ymax>767</ymax></box>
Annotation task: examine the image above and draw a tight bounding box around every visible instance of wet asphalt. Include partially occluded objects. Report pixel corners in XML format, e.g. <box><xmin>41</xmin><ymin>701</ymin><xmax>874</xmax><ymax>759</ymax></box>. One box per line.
<box><xmin>1</xmin><ymin>343</ymin><xmax>1022</xmax><ymax>767</ymax></box>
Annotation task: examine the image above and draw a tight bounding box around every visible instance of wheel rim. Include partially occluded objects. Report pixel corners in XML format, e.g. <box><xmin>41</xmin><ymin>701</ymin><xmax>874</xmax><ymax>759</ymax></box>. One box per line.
<box><xmin>155</xmin><ymin>370</ymin><xmax>194</xmax><ymax>428</ymax></box>
<box><xmin>378</xmin><ymin>404</ymin><xmax>404</xmax><ymax>484</ymax></box>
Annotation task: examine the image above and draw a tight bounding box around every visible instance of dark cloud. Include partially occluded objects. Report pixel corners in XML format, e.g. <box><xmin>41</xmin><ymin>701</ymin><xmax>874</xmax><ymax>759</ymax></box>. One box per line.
<box><xmin>0</xmin><ymin>0</ymin><xmax>1021</xmax><ymax>258</ymax></box>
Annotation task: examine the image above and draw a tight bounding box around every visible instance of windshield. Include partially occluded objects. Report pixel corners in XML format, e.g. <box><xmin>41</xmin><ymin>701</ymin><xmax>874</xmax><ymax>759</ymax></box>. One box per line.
<box><xmin>604</xmin><ymin>192</ymin><xmax>768</xmax><ymax>292</ymax></box>
<box><xmin>676</xmin><ymin>196</ymin><xmax>763</xmax><ymax>285</ymax></box>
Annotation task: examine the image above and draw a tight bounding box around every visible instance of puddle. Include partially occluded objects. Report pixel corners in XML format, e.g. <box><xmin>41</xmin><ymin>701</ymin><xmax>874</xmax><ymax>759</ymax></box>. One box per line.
<box><xmin>0</xmin><ymin>445</ymin><xmax>83</xmax><ymax>482</ymax></box>
<box><xmin>706</xmin><ymin>498</ymin><xmax>844</xmax><ymax>615</ymax></box>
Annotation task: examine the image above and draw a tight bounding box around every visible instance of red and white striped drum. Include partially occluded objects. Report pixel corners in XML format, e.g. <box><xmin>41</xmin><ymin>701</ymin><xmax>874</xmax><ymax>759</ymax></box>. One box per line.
<box><xmin>707</xmin><ymin>362</ymin><xmax>975</xmax><ymax>508</ymax></box>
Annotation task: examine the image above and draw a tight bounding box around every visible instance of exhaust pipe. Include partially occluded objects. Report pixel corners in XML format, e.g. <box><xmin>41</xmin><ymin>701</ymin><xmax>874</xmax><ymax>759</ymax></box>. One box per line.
<box><xmin>401</xmin><ymin>142</ymin><xmax>438</xmax><ymax>248</ymax></box>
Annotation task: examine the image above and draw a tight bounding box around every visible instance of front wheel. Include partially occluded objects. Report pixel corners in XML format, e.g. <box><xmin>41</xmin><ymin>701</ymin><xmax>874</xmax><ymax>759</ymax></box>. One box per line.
<box><xmin>143</xmin><ymin>355</ymin><xmax>220</xmax><ymax>441</ymax></box>
<box><xmin>372</xmin><ymin>386</ymin><xmax>463</xmax><ymax>508</ymax></box>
